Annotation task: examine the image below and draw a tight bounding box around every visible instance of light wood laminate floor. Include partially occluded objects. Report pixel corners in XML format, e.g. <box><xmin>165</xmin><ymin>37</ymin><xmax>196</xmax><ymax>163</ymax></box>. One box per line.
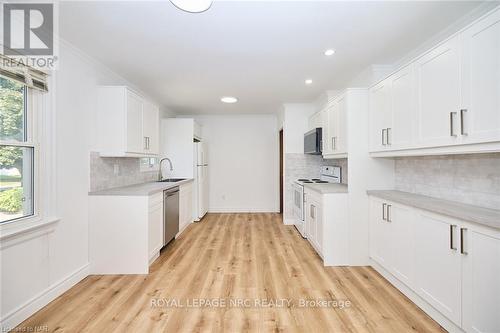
<box><xmin>18</xmin><ymin>213</ymin><xmax>444</xmax><ymax>332</ymax></box>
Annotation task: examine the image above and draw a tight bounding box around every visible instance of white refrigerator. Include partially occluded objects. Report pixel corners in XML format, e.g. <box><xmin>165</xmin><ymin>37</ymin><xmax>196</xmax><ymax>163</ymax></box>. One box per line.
<box><xmin>194</xmin><ymin>142</ymin><xmax>208</xmax><ymax>221</ymax></box>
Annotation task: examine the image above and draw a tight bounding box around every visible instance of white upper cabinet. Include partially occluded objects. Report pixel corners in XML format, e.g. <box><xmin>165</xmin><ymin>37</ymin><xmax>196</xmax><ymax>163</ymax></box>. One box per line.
<box><xmin>143</xmin><ymin>101</ymin><xmax>160</xmax><ymax>155</ymax></box>
<box><xmin>391</xmin><ymin>65</ymin><xmax>415</xmax><ymax>149</ymax></box>
<box><xmin>461</xmin><ymin>8</ymin><xmax>500</xmax><ymax>144</ymax></box>
<box><xmin>327</xmin><ymin>103</ymin><xmax>338</xmax><ymax>154</ymax></box>
<box><xmin>322</xmin><ymin>93</ymin><xmax>347</xmax><ymax>158</ymax></box>
<box><xmin>335</xmin><ymin>95</ymin><xmax>347</xmax><ymax>154</ymax></box>
<box><xmin>369</xmin><ymin>7</ymin><xmax>500</xmax><ymax>156</ymax></box>
<box><xmin>369</xmin><ymin>79</ymin><xmax>392</xmax><ymax>151</ymax></box>
<box><xmin>126</xmin><ymin>90</ymin><xmax>145</xmax><ymax>154</ymax></box>
<box><xmin>462</xmin><ymin>229</ymin><xmax>500</xmax><ymax>333</ymax></box>
<box><xmin>416</xmin><ymin>35</ymin><xmax>461</xmax><ymax>147</ymax></box>
<box><xmin>98</xmin><ymin>86</ymin><xmax>160</xmax><ymax>157</ymax></box>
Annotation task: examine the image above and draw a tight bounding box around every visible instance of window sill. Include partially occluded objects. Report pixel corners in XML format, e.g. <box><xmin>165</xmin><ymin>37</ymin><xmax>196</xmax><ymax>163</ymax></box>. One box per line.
<box><xmin>0</xmin><ymin>216</ymin><xmax>60</xmax><ymax>242</ymax></box>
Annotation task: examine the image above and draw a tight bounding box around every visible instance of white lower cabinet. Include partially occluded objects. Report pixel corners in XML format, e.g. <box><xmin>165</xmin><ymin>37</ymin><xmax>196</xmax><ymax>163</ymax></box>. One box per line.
<box><xmin>369</xmin><ymin>198</ymin><xmax>392</xmax><ymax>267</ymax></box>
<box><xmin>414</xmin><ymin>211</ymin><xmax>462</xmax><ymax>326</ymax></box>
<box><xmin>462</xmin><ymin>229</ymin><xmax>500</xmax><ymax>333</ymax></box>
<box><xmin>370</xmin><ymin>199</ymin><xmax>414</xmax><ymax>287</ymax></box>
<box><xmin>90</xmin><ymin>193</ymin><xmax>163</xmax><ymax>274</ymax></box>
<box><xmin>305</xmin><ymin>192</ymin><xmax>322</xmax><ymax>255</ymax></box>
<box><xmin>179</xmin><ymin>182</ymin><xmax>194</xmax><ymax>233</ymax></box>
<box><xmin>148</xmin><ymin>193</ymin><xmax>164</xmax><ymax>263</ymax></box>
<box><xmin>369</xmin><ymin>196</ymin><xmax>500</xmax><ymax>332</ymax></box>
<box><xmin>304</xmin><ymin>188</ymin><xmax>348</xmax><ymax>265</ymax></box>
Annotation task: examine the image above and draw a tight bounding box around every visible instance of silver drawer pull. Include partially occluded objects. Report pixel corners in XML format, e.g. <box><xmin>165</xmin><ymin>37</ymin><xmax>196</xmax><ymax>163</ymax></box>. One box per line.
<box><xmin>460</xmin><ymin>109</ymin><xmax>468</xmax><ymax>136</ymax></box>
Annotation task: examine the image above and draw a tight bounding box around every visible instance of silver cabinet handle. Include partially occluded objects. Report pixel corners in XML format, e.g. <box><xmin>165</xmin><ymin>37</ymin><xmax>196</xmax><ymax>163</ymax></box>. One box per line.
<box><xmin>331</xmin><ymin>137</ymin><xmax>335</xmax><ymax>150</ymax></box>
<box><xmin>382</xmin><ymin>129</ymin><xmax>386</xmax><ymax>146</ymax></box>
<box><xmin>382</xmin><ymin>203</ymin><xmax>387</xmax><ymax>221</ymax></box>
<box><xmin>450</xmin><ymin>112</ymin><xmax>457</xmax><ymax>137</ymax></box>
<box><xmin>144</xmin><ymin>137</ymin><xmax>148</xmax><ymax>149</ymax></box>
<box><xmin>460</xmin><ymin>109</ymin><xmax>468</xmax><ymax>136</ymax></box>
<box><xmin>450</xmin><ymin>225</ymin><xmax>457</xmax><ymax>250</ymax></box>
<box><xmin>387</xmin><ymin>204</ymin><xmax>392</xmax><ymax>222</ymax></box>
<box><xmin>460</xmin><ymin>227</ymin><xmax>468</xmax><ymax>255</ymax></box>
<box><xmin>386</xmin><ymin>128</ymin><xmax>391</xmax><ymax>146</ymax></box>
<box><xmin>311</xmin><ymin>204</ymin><xmax>315</xmax><ymax>219</ymax></box>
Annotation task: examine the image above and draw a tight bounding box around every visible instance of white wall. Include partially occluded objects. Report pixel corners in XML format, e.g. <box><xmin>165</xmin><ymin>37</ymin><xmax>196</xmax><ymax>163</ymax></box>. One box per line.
<box><xmin>192</xmin><ymin>115</ymin><xmax>279</xmax><ymax>213</ymax></box>
<box><xmin>282</xmin><ymin>103</ymin><xmax>316</xmax><ymax>154</ymax></box>
<box><xmin>0</xmin><ymin>40</ymin><xmax>160</xmax><ymax>329</ymax></box>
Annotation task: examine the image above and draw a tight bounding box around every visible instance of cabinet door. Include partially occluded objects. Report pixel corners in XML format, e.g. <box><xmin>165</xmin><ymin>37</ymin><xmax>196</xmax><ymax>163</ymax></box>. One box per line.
<box><xmin>306</xmin><ymin>200</ymin><xmax>317</xmax><ymax>246</ymax></box>
<box><xmin>313</xmin><ymin>198</ymin><xmax>323</xmax><ymax>254</ymax></box>
<box><xmin>320</xmin><ymin>109</ymin><xmax>331</xmax><ymax>155</ymax></box>
<box><xmin>461</xmin><ymin>9</ymin><xmax>500</xmax><ymax>144</ymax></box>
<box><xmin>142</xmin><ymin>102</ymin><xmax>159</xmax><ymax>155</ymax></box>
<box><xmin>125</xmin><ymin>90</ymin><xmax>144</xmax><ymax>154</ymax></box>
<box><xmin>327</xmin><ymin>103</ymin><xmax>338</xmax><ymax>153</ymax></box>
<box><xmin>369</xmin><ymin>198</ymin><xmax>392</xmax><ymax>267</ymax></box>
<box><xmin>336</xmin><ymin>96</ymin><xmax>347</xmax><ymax>153</ymax></box>
<box><xmin>391</xmin><ymin>65</ymin><xmax>415</xmax><ymax>149</ymax></box>
<box><xmin>416</xmin><ymin>36</ymin><xmax>461</xmax><ymax>147</ymax></box>
<box><xmin>180</xmin><ymin>184</ymin><xmax>194</xmax><ymax>231</ymax></box>
<box><xmin>389</xmin><ymin>204</ymin><xmax>415</xmax><ymax>288</ymax></box>
<box><xmin>415</xmin><ymin>212</ymin><xmax>462</xmax><ymax>326</ymax></box>
<box><xmin>369</xmin><ymin>79</ymin><xmax>392</xmax><ymax>151</ymax></box>
<box><xmin>462</xmin><ymin>229</ymin><xmax>500</xmax><ymax>333</ymax></box>
<box><xmin>148</xmin><ymin>203</ymin><xmax>163</xmax><ymax>258</ymax></box>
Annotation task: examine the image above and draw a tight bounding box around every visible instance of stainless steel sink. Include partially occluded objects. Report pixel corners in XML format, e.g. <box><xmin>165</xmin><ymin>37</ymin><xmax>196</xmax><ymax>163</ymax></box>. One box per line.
<box><xmin>158</xmin><ymin>178</ymin><xmax>186</xmax><ymax>183</ymax></box>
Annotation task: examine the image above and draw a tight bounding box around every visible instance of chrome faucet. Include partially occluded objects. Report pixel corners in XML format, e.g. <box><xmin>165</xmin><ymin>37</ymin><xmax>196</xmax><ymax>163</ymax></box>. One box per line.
<box><xmin>158</xmin><ymin>157</ymin><xmax>174</xmax><ymax>181</ymax></box>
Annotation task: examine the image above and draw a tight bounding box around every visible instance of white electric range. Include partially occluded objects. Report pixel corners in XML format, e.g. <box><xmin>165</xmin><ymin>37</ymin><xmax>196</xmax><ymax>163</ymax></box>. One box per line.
<box><xmin>292</xmin><ymin>166</ymin><xmax>341</xmax><ymax>238</ymax></box>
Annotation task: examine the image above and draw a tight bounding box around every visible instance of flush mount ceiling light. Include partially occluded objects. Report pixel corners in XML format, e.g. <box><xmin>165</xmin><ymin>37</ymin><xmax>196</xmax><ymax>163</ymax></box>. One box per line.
<box><xmin>169</xmin><ymin>0</ymin><xmax>213</xmax><ymax>13</ymax></box>
<box><xmin>305</xmin><ymin>79</ymin><xmax>313</xmax><ymax>85</ymax></box>
<box><xmin>324</xmin><ymin>49</ymin><xmax>336</xmax><ymax>56</ymax></box>
<box><xmin>221</xmin><ymin>96</ymin><xmax>238</xmax><ymax>104</ymax></box>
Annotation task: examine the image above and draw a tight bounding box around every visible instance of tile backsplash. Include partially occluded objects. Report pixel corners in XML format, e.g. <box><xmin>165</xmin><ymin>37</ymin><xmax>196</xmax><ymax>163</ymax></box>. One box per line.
<box><xmin>284</xmin><ymin>153</ymin><xmax>347</xmax><ymax>219</ymax></box>
<box><xmin>89</xmin><ymin>152</ymin><xmax>157</xmax><ymax>192</ymax></box>
<box><xmin>395</xmin><ymin>153</ymin><xmax>500</xmax><ymax>210</ymax></box>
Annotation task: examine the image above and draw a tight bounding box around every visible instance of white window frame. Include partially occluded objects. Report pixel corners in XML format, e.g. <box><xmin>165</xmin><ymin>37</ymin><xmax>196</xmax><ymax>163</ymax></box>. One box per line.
<box><xmin>140</xmin><ymin>157</ymin><xmax>159</xmax><ymax>172</ymax></box>
<box><xmin>0</xmin><ymin>76</ymin><xmax>58</xmax><ymax>240</ymax></box>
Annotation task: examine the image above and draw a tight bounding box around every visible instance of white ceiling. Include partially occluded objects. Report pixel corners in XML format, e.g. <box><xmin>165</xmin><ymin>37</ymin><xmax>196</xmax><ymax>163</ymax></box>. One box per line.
<box><xmin>59</xmin><ymin>1</ymin><xmax>484</xmax><ymax>114</ymax></box>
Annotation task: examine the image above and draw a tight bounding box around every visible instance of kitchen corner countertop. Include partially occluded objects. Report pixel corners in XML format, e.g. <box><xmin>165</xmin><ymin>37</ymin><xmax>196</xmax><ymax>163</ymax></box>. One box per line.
<box><xmin>367</xmin><ymin>190</ymin><xmax>500</xmax><ymax>230</ymax></box>
<box><xmin>89</xmin><ymin>178</ymin><xmax>194</xmax><ymax>196</ymax></box>
<box><xmin>304</xmin><ymin>183</ymin><xmax>348</xmax><ymax>194</ymax></box>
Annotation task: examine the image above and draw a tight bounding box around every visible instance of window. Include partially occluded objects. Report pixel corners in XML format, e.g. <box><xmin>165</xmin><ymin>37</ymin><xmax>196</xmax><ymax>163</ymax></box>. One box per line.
<box><xmin>0</xmin><ymin>77</ymin><xmax>35</xmax><ymax>223</ymax></box>
<box><xmin>140</xmin><ymin>157</ymin><xmax>159</xmax><ymax>172</ymax></box>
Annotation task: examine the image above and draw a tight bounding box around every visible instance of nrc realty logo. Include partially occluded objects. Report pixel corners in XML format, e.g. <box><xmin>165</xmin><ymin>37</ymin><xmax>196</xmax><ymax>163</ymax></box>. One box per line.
<box><xmin>3</xmin><ymin>2</ymin><xmax>54</xmax><ymax>55</ymax></box>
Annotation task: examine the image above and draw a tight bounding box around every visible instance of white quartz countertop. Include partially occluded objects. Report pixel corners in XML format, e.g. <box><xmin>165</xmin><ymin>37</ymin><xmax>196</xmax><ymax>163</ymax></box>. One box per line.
<box><xmin>303</xmin><ymin>183</ymin><xmax>348</xmax><ymax>194</ymax></box>
<box><xmin>367</xmin><ymin>190</ymin><xmax>500</xmax><ymax>230</ymax></box>
<box><xmin>89</xmin><ymin>179</ymin><xmax>194</xmax><ymax>196</ymax></box>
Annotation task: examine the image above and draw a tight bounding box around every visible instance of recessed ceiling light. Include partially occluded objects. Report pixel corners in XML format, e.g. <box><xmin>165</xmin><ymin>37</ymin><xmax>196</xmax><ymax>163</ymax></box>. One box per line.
<box><xmin>221</xmin><ymin>96</ymin><xmax>238</xmax><ymax>104</ymax></box>
<box><xmin>305</xmin><ymin>79</ymin><xmax>313</xmax><ymax>85</ymax></box>
<box><xmin>169</xmin><ymin>0</ymin><xmax>213</xmax><ymax>13</ymax></box>
<box><xmin>324</xmin><ymin>49</ymin><xmax>336</xmax><ymax>56</ymax></box>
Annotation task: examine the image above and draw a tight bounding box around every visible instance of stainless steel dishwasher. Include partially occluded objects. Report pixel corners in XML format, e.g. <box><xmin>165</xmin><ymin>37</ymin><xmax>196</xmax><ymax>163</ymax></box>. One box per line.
<box><xmin>163</xmin><ymin>187</ymin><xmax>179</xmax><ymax>247</ymax></box>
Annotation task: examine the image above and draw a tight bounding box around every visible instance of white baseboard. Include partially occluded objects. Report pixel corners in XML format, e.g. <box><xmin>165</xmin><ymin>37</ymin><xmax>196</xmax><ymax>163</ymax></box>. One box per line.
<box><xmin>370</xmin><ymin>260</ymin><xmax>464</xmax><ymax>333</ymax></box>
<box><xmin>1</xmin><ymin>264</ymin><xmax>90</xmax><ymax>330</ymax></box>
<box><xmin>208</xmin><ymin>207</ymin><xmax>279</xmax><ymax>213</ymax></box>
